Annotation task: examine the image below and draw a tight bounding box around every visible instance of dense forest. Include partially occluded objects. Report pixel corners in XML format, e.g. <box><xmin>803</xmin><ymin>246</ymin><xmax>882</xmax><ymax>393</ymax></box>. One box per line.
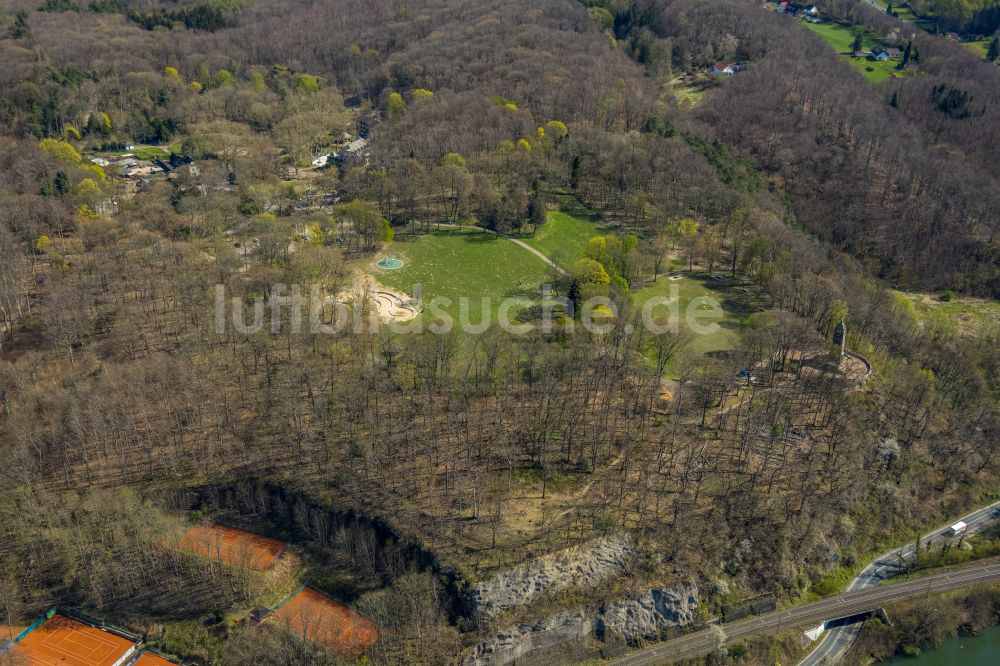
<box><xmin>909</xmin><ymin>0</ymin><xmax>1000</xmax><ymax>34</ymax></box>
<box><xmin>0</xmin><ymin>0</ymin><xmax>997</xmax><ymax>664</ymax></box>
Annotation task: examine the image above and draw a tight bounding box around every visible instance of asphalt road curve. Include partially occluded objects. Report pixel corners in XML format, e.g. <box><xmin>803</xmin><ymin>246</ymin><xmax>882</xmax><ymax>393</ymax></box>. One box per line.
<box><xmin>799</xmin><ymin>500</ymin><xmax>1000</xmax><ymax>666</ymax></box>
<box><xmin>607</xmin><ymin>559</ymin><xmax>1000</xmax><ymax>666</ymax></box>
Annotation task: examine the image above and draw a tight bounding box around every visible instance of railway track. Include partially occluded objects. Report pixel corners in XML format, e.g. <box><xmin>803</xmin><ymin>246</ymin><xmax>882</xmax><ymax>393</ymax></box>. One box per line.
<box><xmin>608</xmin><ymin>559</ymin><xmax>1000</xmax><ymax>665</ymax></box>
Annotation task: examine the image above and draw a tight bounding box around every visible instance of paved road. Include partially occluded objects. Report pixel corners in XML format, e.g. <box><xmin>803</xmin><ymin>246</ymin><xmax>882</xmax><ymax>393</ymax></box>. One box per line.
<box><xmin>608</xmin><ymin>558</ymin><xmax>1000</xmax><ymax>666</ymax></box>
<box><xmin>799</xmin><ymin>500</ymin><xmax>1000</xmax><ymax>666</ymax></box>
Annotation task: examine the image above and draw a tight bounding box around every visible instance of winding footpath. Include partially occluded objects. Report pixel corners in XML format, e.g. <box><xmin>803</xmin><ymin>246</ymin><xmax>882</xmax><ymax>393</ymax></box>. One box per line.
<box><xmin>431</xmin><ymin>223</ymin><xmax>567</xmax><ymax>275</ymax></box>
<box><xmin>507</xmin><ymin>238</ymin><xmax>566</xmax><ymax>274</ymax></box>
<box><xmin>799</xmin><ymin>500</ymin><xmax>1000</xmax><ymax>665</ymax></box>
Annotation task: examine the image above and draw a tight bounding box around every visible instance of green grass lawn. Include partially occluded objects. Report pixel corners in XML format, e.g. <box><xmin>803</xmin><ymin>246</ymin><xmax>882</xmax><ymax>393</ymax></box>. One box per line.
<box><xmin>131</xmin><ymin>144</ymin><xmax>172</xmax><ymax>160</ymax></box>
<box><xmin>377</xmin><ymin>228</ymin><xmax>551</xmax><ymax>321</ymax></box>
<box><xmin>857</xmin><ymin>58</ymin><xmax>903</xmax><ymax>83</ymax></box>
<box><xmin>631</xmin><ymin>271</ymin><xmax>763</xmax><ymax>377</ymax></box>
<box><xmin>372</xmin><ymin>197</ymin><xmax>765</xmax><ymax>375</ymax></box>
<box><xmin>891</xmin><ymin>290</ymin><xmax>1000</xmax><ymax>338</ymax></box>
<box><xmin>520</xmin><ymin>209</ymin><xmax>610</xmax><ymax>269</ymax></box>
<box><xmin>672</xmin><ymin>80</ymin><xmax>710</xmax><ymax>108</ymax></box>
<box><xmin>963</xmin><ymin>39</ymin><xmax>990</xmax><ymax>59</ymax></box>
<box><xmin>806</xmin><ymin>20</ymin><xmax>864</xmax><ymax>52</ymax></box>
<box><xmin>892</xmin><ymin>6</ymin><xmax>919</xmax><ymax>21</ymax></box>
<box><xmin>868</xmin><ymin>1</ymin><xmax>929</xmax><ymax>24</ymax></box>
<box><xmin>804</xmin><ymin>21</ymin><xmax>909</xmax><ymax>83</ymax></box>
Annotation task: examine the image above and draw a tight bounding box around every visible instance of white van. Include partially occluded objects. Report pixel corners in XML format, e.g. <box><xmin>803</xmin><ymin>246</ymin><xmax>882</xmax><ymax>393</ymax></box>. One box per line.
<box><xmin>947</xmin><ymin>521</ymin><xmax>968</xmax><ymax>536</ymax></box>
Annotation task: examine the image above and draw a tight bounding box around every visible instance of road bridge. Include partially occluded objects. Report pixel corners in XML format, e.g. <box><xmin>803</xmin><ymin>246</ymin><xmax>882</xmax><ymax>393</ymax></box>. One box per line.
<box><xmin>608</xmin><ymin>559</ymin><xmax>1000</xmax><ymax>666</ymax></box>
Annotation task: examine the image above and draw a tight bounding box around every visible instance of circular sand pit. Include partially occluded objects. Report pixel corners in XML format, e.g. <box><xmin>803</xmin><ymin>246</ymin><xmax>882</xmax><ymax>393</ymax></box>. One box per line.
<box><xmin>335</xmin><ymin>278</ymin><xmax>421</xmax><ymax>324</ymax></box>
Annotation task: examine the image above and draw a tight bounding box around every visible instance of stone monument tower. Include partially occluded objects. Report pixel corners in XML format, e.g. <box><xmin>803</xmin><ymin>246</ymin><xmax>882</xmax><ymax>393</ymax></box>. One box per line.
<box><xmin>832</xmin><ymin>320</ymin><xmax>846</xmax><ymax>357</ymax></box>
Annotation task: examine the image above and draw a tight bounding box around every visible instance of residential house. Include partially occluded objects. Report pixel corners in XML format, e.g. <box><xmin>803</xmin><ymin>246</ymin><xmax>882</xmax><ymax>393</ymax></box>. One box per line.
<box><xmin>800</xmin><ymin>5</ymin><xmax>821</xmax><ymax>21</ymax></box>
<box><xmin>712</xmin><ymin>62</ymin><xmax>737</xmax><ymax>75</ymax></box>
<box><xmin>869</xmin><ymin>47</ymin><xmax>901</xmax><ymax>61</ymax></box>
<box><xmin>778</xmin><ymin>1</ymin><xmax>805</xmax><ymax>15</ymax></box>
<box><xmin>334</xmin><ymin>137</ymin><xmax>370</xmax><ymax>166</ymax></box>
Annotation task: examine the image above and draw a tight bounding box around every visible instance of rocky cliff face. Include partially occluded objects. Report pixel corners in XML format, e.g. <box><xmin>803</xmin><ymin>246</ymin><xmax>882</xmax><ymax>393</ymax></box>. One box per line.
<box><xmin>597</xmin><ymin>581</ymin><xmax>699</xmax><ymax>641</ymax></box>
<box><xmin>468</xmin><ymin>533</ymin><xmax>636</xmax><ymax>618</ymax></box>
<box><xmin>463</xmin><ymin>580</ymin><xmax>699</xmax><ymax>665</ymax></box>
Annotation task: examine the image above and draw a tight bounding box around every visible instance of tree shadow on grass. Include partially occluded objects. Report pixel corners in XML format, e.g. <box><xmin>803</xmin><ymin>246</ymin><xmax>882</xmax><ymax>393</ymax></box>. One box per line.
<box><xmin>456</xmin><ymin>232</ymin><xmax>503</xmax><ymax>245</ymax></box>
<box><xmin>552</xmin><ymin>191</ymin><xmax>600</xmax><ymax>220</ymax></box>
<box><xmin>513</xmin><ymin>301</ymin><xmax>568</xmax><ymax>324</ymax></box>
<box><xmin>694</xmin><ymin>273</ymin><xmax>767</xmax><ymax>326</ymax></box>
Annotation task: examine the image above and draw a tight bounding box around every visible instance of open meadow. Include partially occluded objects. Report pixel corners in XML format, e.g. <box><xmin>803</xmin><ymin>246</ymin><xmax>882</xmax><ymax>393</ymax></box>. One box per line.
<box><xmin>521</xmin><ymin>208</ymin><xmax>610</xmax><ymax>269</ymax></box>
<box><xmin>632</xmin><ymin>272</ymin><xmax>763</xmax><ymax>377</ymax></box>
<box><xmin>804</xmin><ymin>20</ymin><xmax>908</xmax><ymax>82</ymax></box>
<box><xmin>375</xmin><ymin>228</ymin><xmax>551</xmax><ymax>320</ymax></box>
<box><xmin>891</xmin><ymin>290</ymin><xmax>1000</xmax><ymax>338</ymax></box>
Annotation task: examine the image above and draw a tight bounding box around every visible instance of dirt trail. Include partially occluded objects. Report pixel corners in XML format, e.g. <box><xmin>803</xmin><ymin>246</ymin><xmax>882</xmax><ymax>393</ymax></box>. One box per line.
<box><xmin>429</xmin><ymin>223</ymin><xmax>566</xmax><ymax>274</ymax></box>
<box><xmin>508</xmin><ymin>238</ymin><xmax>566</xmax><ymax>274</ymax></box>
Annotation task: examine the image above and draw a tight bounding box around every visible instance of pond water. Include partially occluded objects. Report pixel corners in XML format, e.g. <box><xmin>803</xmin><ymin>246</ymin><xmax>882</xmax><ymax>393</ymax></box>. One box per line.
<box><xmin>887</xmin><ymin>625</ymin><xmax>1000</xmax><ymax>665</ymax></box>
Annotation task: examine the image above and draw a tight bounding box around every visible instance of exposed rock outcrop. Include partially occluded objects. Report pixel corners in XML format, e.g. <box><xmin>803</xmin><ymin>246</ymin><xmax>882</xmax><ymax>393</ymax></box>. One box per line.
<box><xmin>462</xmin><ymin>612</ymin><xmax>592</xmax><ymax>666</ymax></box>
<box><xmin>463</xmin><ymin>581</ymin><xmax>699</xmax><ymax>665</ymax></box>
<box><xmin>468</xmin><ymin>533</ymin><xmax>636</xmax><ymax>618</ymax></box>
<box><xmin>597</xmin><ymin>581</ymin><xmax>699</xmax><ymax>641</ymax></box>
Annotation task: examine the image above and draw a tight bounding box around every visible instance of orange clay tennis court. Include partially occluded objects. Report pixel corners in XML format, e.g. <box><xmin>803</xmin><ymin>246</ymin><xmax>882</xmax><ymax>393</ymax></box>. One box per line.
<box><xmin>177</xmin><ymin>523</ymin><xmax>285</xmax><ymax>570</ymax></box>
<box><xmin>6</xmin><ymin>614</ymin><xmax>137</xmax><ymax>666</ymax></box>
<box><xmin>270</xmin><ymin>588</ymin><xmax>378</xmax><ymax>658</ymax></box>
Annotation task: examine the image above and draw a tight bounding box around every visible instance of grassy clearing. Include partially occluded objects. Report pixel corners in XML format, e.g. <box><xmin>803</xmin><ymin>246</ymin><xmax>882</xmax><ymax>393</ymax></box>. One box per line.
<box><xmin>858</xmin><ymin>59</ymin><xmax>902</xmax><ymax>83</ymax></box>
<box><xmin>891</xmin><ymin>290</ymin><xmax>1000</xmax><ymax>338</ymax></box>
<box><xmin>869</xmin><ymin>1</ymin><xmax>932</xmax><ymax>25</ymax></box>
<box><xmin>376</xmin><ymin>228</ymin><xmax>551</xmax><ymax>319</ymax></box>
<box><xmin>631</xmin><ymin>272</ymin><xmax>762</xmax><ymax>377</ymax></box>
<box><xmin>804</xmin><ymin>20</ymin><xmax>909</xmax><ymax>83</ymax></box>
<box><xmin>523</xmin><ymin>198</ymin><xmax>763</xmax><ymax>376</ymax></box>
<box><xmin>131</xmin><ymin>144</ymin><xmax>172</xmax><ymax>160</ymax></box>
<box><xmin>806</xmin><ymin>19</ymin><xmax>865</xmax><ymax>52</ymax></box>
<box><xmin>520</xmin><ymin>209</ymin><xmax>610</xmax><ymax>269</ymax></box>
<box><xmin>374</xmin><ymin>197</ymin><xmax>764</xmax><ymax>379</ymax></box>
<box><xmin>963</xmin><ymin>39</ymin><xmax>991</xmax><ymax>59</ymax></box>
<box><xmin>892</xmin><ymin>6</ymin><xmax>921</xmax><ymax>22</ymax></box>
<box><xmin>672</xmin><ymin>80</ymin><xmax>709</xmax><ymax>108</ymax></box>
